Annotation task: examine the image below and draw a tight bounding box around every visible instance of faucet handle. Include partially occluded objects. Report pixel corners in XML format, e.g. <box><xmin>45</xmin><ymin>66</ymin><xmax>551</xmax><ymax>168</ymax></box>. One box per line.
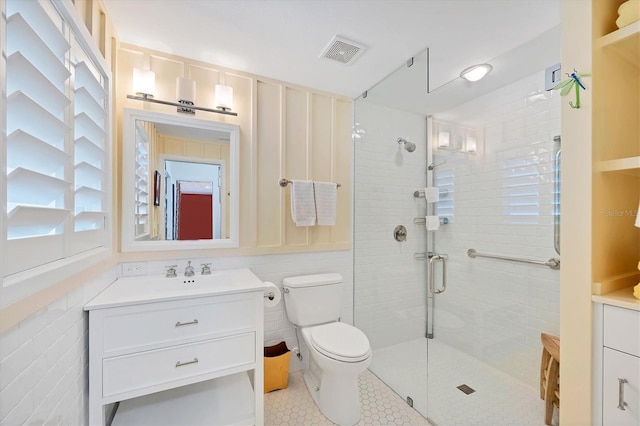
<box><xmin>165</xmin><ymin>265</ymin><xmax>178</xmax><ymax>278</ymax></box>
<box><xmin>201</xmin><ymin>263</ymin><xmax>212</xmax><ymax>275</ymax></box>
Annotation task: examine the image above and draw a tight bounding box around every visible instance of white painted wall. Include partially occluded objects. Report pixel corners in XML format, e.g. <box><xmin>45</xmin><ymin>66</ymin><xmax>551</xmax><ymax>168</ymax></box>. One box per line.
<box><xmin>353</xmin><ymin>101</ymin><xmax>429</xmax><ymax>350</ymax></box>
<box><xmin>0</xmin><ymin>251</ymin><xmax>351</xmax><ymax>425</ymax></box>
<box><xmin>432</xmin><ymin>70</ymin><xmax>561</xmax><ymax>388</ymax></box>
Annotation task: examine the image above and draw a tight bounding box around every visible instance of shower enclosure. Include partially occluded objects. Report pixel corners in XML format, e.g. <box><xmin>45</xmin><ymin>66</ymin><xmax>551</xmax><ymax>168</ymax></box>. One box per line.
<box><xmin>353</xmin><ymin>29</ymin><xmax>562</xmax><ymax>425</ymax></box>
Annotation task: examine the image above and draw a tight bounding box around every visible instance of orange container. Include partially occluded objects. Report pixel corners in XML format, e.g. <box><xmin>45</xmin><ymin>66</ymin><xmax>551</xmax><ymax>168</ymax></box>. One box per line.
<box><xmin>264</xmin><ymin>341</ymin><xmax>290</xmax><ymax>393</ymax></box>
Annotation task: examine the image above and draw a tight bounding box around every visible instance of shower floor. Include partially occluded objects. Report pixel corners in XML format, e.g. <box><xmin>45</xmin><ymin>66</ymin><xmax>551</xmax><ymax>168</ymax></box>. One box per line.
<box><xmin>370</xmin><ymin>338</ymin><xmax>557</xmax><ymax>426</ymax></box>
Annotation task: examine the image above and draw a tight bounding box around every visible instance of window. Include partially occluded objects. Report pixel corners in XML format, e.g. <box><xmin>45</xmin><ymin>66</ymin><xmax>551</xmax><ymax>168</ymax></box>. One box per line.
<box><xmin>2</xmin><ymin>0</ymin><xmax>111</xmax><ymax>299</ymax></box>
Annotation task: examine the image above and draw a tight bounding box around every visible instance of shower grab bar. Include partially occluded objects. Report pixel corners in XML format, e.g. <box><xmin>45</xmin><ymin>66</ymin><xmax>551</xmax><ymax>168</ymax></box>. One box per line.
<box><xmin>414</xmin><ymin>217</ymin><xmax>449</xmax><ymax>225</ymax></box>
<box><xmin>429</xmin><ymin>254</ymin><xmax>447</xmax><ymax>294</ymax></box>
<box><xmin>279</xmin><ymin>178</ymin><xmax>341</xmax><ymax>188</ymax></box>
<box><xmin>467</xmin><ymin>249</ymin><xmax>560</xmax><ymax>270</ymax></box>
<box><xmin>553</xmin><ymin>138</ymin><xmax>561</xmax><ymax>255</ymax></box>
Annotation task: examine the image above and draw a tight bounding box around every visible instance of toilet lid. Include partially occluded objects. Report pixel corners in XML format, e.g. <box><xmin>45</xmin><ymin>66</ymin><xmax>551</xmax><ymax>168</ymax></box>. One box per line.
<box><xmin>309</xmin><ymin>322</ymin><xmax>370</xmax><ymax>362</ymax></box>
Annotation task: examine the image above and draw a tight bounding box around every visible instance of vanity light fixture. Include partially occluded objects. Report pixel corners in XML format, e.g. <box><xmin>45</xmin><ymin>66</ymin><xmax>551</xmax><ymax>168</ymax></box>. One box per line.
<box><xmin>176</xmin><ymin>77</ymin><xmax>196</xmax><ymax>115</ymax></box>
<box><xmin>214</xmin><ymin>84</ymin><xmax>233</xmax><ymax>111</ymax></box>
<box><xmin>460</xmin><ymin>64</ymin><xmax>493</xmax><ymax>82</ymax></box>
<box><xmin>127</xmin><ymin>68</ymin><xmax>238</xmax><ymax>117</ymax></box>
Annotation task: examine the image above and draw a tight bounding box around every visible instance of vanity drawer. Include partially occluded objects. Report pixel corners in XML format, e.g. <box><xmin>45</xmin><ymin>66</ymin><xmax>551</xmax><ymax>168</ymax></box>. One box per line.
<box><xmin>102</xmin><ymin>332</ymin><xmax>255</xmax><ymax>398</ymax></box>
<box><xmin>604</xmin><ymin>305</ymin><xmax>640</xmax><ymax>357</ymax></box>
<box><xmin>102</xmin><ymin>296</ymin><xmax>255</xmax><ymax>354</ymax></box>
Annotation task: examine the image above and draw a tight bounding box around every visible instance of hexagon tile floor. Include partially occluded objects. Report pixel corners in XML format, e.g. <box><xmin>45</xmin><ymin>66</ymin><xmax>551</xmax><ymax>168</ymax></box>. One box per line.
<box><xmin>264</xmin><ymin>369</ymin><xmax>430</xmax><ymax>426</ymax></box>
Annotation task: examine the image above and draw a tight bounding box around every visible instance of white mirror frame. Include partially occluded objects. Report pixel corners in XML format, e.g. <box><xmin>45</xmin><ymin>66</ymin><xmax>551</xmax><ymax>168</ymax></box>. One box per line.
<box><xmin>121</xmin><ymin>108</ymin><xmax>240</xmax><ymax>252</ymax></box>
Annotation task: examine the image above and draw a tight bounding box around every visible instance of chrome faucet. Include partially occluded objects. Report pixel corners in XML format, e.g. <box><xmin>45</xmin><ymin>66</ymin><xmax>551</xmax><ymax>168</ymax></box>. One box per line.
<box><xmin>184</xmin><ymin>261</ymin><xmax>195</xmax><ymax>277</ymax></box>
<box><xmin>201</xmin><ymin>263</ymin><xmax>212</xmax><ymax>275</ymax></box>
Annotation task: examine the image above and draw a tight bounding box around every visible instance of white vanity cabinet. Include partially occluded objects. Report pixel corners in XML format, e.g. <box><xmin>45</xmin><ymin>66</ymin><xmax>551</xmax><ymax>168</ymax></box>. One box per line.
<box><xmin>85</xmin><ymin>269</ymin><xmax>265</xmax><ymax>426</ymax></box>
<box><xmin>593</xmin><ymin>293</ymin><xmax>640</xmax><ymax>426</ymax></box>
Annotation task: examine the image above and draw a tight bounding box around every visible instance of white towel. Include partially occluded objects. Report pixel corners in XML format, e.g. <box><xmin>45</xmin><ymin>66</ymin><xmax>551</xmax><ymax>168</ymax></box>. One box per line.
<box><xmin>313</xmin><ymin>181</ymin><xmax>337</xmax><ymax>226</ymax></box>
<box><xmin>290</xmin><ymin>180</ymin><xmax>316</xmax><ymax>227</ymax></box>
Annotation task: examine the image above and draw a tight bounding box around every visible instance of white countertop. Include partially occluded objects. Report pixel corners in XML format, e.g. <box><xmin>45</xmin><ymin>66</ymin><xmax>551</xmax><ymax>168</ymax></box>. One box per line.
<box><xmin>84</xmin><ymin>268</ymin><xmax>267</xmax><ymax>310</ymax></box>
<box><xmin>592</xmin><ymin>286</ymin><xmax>640</xmax><ymax>312</ymax></box>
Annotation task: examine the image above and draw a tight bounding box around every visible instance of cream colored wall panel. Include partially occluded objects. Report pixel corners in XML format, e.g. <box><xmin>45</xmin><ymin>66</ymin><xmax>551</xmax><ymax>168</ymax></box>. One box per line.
<box><xmin>163</xmin><ymin>137</ymin><xmax>185</xmax><ymax>156</ymax></box>
<box><xmin>284</xmin><ymin>88</ymin><xmax>309</xmax><ymax>246</ymax></box>
<box><xmin>118</xmin><ymin>48</ymin><xmax>146</xmax><ymax>111</ymax></box>
<box><xmin>256</xmin><ymin>81</ymin><xmax>282</xmax><ymax>247</ymax></box>
<box><xmin>310</xmin><ymin>94</ymin><xmax>333</xmax><ymax>245</ymax></box>
<box><xmin>187</xmin><ymin>65</ymin><xmax>220</xmax><ymax>114</ymax></box>
<box><xmin>184</xmin><ymin>140</ymin><xmax>203</xmax><ymax>158</ymax></box>
<box><xmin>225</xmin><ymin>73</ymin><xmax>255</xmax><ymax>247</ymax></box>
<box><xmin>559</xmin><ymin>2</ymin><xmax>593</xmax><ymax>424</ymax></box>
<box><xmin>332</xmin><ymin>99</ymin><xmax>352</xmax><ymax>244</ymax></box>
<box><xmin>203</xmin><ymin>142</ymin><xmax>222</xmax><ymax>159</ymax></box>
<box><xmin>149</xmin><ymin>55</ymin><xmax>183</xmax><ymax>115</ymax></box>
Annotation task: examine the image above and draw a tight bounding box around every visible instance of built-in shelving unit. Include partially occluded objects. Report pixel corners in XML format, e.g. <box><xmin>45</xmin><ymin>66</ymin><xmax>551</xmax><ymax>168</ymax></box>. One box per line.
<box><xmin>596</xmin><ymin>20</ymin><xmax>640</xmax><ymax>66</ymax></box>
<box><xmin>591</xmin><ymin>8</ymin><xmax>640</xmax><ymax>294</ymax></box>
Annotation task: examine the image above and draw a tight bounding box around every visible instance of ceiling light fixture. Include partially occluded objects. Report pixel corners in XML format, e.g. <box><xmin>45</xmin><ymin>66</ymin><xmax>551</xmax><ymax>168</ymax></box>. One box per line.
<box><xmin>127</xmin><ymin>68</ymin><xmax>237</xmax><ymax>117</ymax></box>
<box><xmin>460</xmin><ymin>64</ymin><xmax>493</xmax><ymax>82</ymax></box>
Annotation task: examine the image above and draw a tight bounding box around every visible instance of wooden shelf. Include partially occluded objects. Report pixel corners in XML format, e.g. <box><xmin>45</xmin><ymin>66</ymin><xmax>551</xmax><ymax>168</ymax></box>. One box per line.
<box><xmin>599</xmin><ymin>156</ymin><xmax>640</xmax><ymax>176</ymax></box>
<box><xmin>597</xmin><ymin>21</ymin><xmax>640</xmax><ymax>68</ymax></box>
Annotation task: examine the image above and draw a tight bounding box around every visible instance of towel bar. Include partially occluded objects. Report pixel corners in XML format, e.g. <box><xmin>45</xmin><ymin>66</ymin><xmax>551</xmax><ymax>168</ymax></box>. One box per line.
<box><xmin>279</xmin><ymin>178</ymin><xmax>341</xmax><ymax>188</ymax></box>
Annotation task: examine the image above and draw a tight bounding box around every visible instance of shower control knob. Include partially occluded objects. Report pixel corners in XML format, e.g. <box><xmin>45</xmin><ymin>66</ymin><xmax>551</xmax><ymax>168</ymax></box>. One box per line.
<box><xmin>393</xmin><ymin>225</ymin><xmax>407</xmax><ymax>242</ymax></box>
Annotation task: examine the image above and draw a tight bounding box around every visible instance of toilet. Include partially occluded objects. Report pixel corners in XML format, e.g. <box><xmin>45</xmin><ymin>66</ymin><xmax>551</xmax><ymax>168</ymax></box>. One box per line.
<box><xmin>282</xmin><ymin>273</ymin><xmax>371</xmax><ymax>426</ymax></box>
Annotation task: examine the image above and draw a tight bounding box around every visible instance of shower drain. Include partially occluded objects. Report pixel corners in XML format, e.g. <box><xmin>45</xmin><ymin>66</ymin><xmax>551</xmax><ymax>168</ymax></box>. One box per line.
<box><xmin>456</xmin><ymin>384</ymin><xmax>476</xmax><ymax>395</ymax></box>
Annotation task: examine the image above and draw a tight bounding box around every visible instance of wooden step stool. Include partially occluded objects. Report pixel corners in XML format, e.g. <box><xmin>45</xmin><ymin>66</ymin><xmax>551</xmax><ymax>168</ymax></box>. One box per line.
<box><xmin>540</xmin><ymin>333</ymin><xmax>560</xmax><ymax>425</ymax></box>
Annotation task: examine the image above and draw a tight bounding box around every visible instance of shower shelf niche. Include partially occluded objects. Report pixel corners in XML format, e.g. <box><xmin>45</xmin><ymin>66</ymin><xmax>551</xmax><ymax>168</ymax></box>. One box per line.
<box><xmin>598</xmin><ymin>156</ymin><xmax>640</xmax><ymax>176</ymax></box>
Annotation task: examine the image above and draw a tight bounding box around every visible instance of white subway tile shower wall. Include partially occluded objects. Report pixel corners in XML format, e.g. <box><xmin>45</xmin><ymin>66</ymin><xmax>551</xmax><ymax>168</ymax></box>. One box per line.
<box><xmin>432</xmin><ymin>70</ymin><xmax>561</xmax><ymax>389</ymax></box>
<box><xmin>0</xmin><ymin>268</ymin><xmax>118</xmax><ymax>426</ymax></box>
<box><xmin>354</xmin><ymin>102</ymin><xmax>429</xmax><ymax>350</ymax></box>
<box><xmin>0</xmin><ymin>251</ymin><xmax>351</xmax><ymax>425</ymax></box>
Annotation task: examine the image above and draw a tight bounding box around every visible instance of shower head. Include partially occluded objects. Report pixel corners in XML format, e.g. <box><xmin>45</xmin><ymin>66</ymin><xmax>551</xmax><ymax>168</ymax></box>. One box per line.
<box><xmin>397</xmin><ymin>138</ymin><xmax>416</xmax><ymax>153</ymax></box>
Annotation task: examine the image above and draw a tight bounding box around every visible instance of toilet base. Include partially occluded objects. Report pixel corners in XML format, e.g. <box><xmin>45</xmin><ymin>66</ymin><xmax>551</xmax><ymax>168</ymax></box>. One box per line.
<box><xmin>302</xmin><ymin>360</ymin><xmax>362</xmax><ymax>426</ymax></box>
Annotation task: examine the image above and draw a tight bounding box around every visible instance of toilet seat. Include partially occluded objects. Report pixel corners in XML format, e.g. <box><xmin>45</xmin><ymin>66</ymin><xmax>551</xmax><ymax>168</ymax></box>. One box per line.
<box><xmin>309</xmin><ymin>322</ymin><xmax>370</xmax><ymax>363</ymax></box>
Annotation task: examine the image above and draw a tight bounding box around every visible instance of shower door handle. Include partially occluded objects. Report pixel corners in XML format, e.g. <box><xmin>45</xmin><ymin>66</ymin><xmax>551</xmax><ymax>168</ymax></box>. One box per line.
<box><xmin>429</xmin><ymin>254</ymin><xmax>447</xmax><ymax>294</ymax></box>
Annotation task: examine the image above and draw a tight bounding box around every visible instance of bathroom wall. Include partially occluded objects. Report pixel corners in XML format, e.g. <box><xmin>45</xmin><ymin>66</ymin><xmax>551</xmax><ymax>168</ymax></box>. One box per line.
<box><xmin>0</xmin><ymin>250</ymin><xmax>351</xmax><ymax>424</ymax></box>
<box><xmin>353</xmin><ymin>101</ymin><xmax>429</xmax><ymax>349</ymax></box>
<box><xmin>117</xmin><ymin>44</ymin><xmax>352</xmax><ymax>257</ymax></box>
<box><xmin>0</xmin><ymin>269</ymin><xmax>117</xmax><ymax>425</ymax></box>
<box><xmin>432</xmin><ymin>70</ymin><xmax>561</xmax><ymax>388</ymax></box>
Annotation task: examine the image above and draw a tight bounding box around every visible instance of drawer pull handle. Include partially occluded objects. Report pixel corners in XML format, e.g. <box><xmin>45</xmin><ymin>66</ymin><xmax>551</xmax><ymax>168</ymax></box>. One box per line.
<box><xmin>175</xmin><ymin>319</ymin><xmax>199</xmax><ymax>327</ymax></box>
<box><xmin>617</xmin><ymin>378</ymin><xmax>628</xmax><ymax>410</ymax></box>
<box><xmin>175</xmin><ymin>357</ymin><xmax>199</xmax><ymax>368</ymax></box>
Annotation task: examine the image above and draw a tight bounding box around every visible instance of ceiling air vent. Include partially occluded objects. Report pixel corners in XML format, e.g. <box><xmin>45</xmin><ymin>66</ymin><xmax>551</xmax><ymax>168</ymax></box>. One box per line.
<box><xmin>321</xmin><ymin>36</ymin><xmax>365</xmax><ymax>65</ymax></box>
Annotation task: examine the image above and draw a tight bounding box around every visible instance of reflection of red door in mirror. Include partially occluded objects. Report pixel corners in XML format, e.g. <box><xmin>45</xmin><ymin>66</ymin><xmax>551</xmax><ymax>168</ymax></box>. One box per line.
<box><xmin>175</xmin><ymin>181</ymin><xmax>214</xmax><ymax>240</ymax></box>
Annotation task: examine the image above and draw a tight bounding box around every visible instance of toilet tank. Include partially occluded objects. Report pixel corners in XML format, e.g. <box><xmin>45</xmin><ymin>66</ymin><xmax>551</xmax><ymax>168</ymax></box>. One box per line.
<box><xmin>283</xmin><ymin>273</ymin><xmax>343</xmax><ymax>327</ymax></box>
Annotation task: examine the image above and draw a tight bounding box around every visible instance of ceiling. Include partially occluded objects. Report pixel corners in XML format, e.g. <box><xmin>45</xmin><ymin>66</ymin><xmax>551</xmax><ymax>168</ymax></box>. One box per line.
<box><xmin>102</xmin><ymin>0</ymin><xmax>560</xmax><ymax>100</ymax></box>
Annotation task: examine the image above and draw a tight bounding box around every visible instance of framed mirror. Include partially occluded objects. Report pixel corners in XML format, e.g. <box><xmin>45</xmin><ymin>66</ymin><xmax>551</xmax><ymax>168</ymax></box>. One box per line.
<box><xmin>122</xmin><ymin>108</ymin><xmax>239</xmax><ymax>252</ymax></box>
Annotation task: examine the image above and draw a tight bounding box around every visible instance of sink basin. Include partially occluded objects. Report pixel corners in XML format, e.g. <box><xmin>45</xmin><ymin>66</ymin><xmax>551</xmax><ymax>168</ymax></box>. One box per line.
<box><xmin>85</xmin><ymin>268</ymin><xmax>266</xmax><ymax>310</ymax></box>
